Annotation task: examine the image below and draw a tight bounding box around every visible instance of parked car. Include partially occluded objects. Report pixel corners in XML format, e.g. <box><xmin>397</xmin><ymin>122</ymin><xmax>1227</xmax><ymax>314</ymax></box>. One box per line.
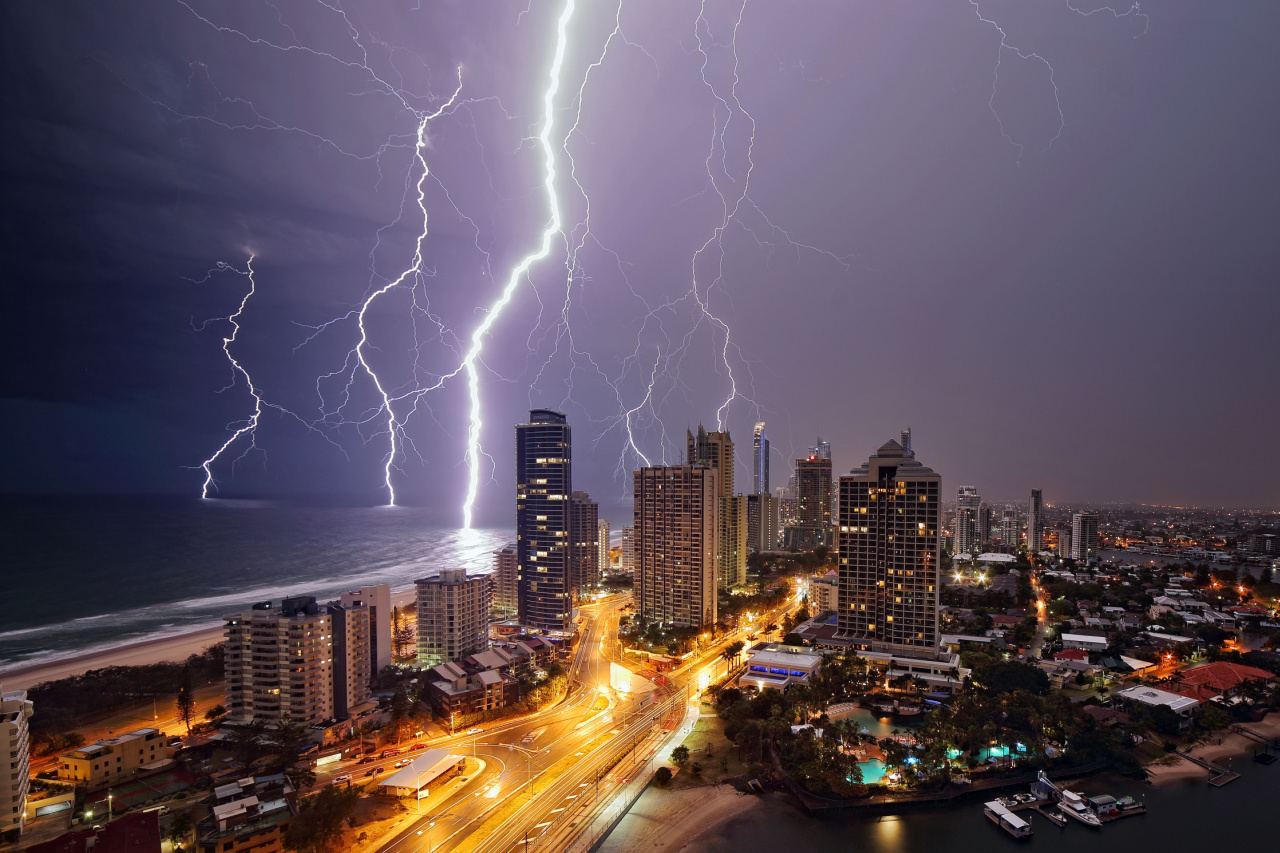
<box><xmin>332</xmin><ymin>775</ymin><xmax>351</xmax><ymax>787</ymax></box>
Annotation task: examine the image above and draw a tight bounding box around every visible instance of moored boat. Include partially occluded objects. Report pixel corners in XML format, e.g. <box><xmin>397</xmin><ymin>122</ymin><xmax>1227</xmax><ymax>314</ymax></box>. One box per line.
<box><xmin>985</xmin><ymin>801</ymin><xmax>1033</xmax><ymax>839</ymax></box>
<box><xmin>1059</xmin><ymin>791</ymin><xmax>1102</xmax><ymax>828</ymax></box>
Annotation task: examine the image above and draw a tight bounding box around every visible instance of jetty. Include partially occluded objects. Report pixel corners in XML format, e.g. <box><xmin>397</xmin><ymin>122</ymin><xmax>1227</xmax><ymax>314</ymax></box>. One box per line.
<box><xmin>1174</xmin><ymin>749</ymin><xmax>1239</xmax><ymax>786</ymax></box>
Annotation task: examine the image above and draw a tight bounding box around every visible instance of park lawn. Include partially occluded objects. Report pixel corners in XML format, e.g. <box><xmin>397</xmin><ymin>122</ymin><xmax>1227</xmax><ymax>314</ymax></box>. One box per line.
<box><xmin>668</xmin><ymin>707</ymin><xmax>749</xmax><ymax>789</ymax></box>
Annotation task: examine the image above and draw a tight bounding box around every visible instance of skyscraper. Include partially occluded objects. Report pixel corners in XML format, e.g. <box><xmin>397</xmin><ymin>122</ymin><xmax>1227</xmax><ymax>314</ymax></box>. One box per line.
<box><xmin>634</xmin><ymin>465</ymin><xmax>718</xmax><ymax>628</ymax></box>
<box><xmin>788</xmin><ymin>448</ymin><xmax>832</xmax><ymax>549</ymax></box>
<box><xmin>752</xmin><ymin>421</ymin><xmax>770</xmax><ymax>494</ymax></box>
<box><xmin>1001</xmin><ymin>506</ymin><xmax>1020</xmax><ymax>552</ymax></box>
<box><xmin>492</xmin><ymin>544</ymin><xmax>519</xmax><ymax>621</ymax></box>
<box><xmin>516</xmin><ymin>409</ymin><xmax>572</xmax><ymax>632</ymax></box>
<box><xmin>746</xmin><ymin>491</ymin><xmax>778</xmax><ymax>552</ymax></box>
<box><xmin>687</xmin><ymin>425</ymin><xmax>745</xmax><ymax>589</ymax></box>
<box><xmin>837</xmin><ymin>437</ymin><xmax>941</xmax><ymax>655</ymax></box>
<box><xmin>1071</xmin><ymin>511</ymin><xmax>1099</xmax><ymax>562</ymax></box>
<box><xmin>416</xmin><ymin>569</ymin><xmax>491</xmax><ymax>667</ymax></box>
<box><xmin>620</xmin><ymin>526</ymin><xmax>636</xmax><ymax>573</ymax></box>
<box><xmin>978</xmin><ymin>504</ymin><xmax>993</xmax><ymax>548</ymax></box>
<box><xmin>954</xmin><ymin>485</ymin><xmax>981</xmax><ymax>555</ymax></box>
<box><xmin>568</xmin><ymin>491</ymin><xmax>600</xmax><ymax>597</ymax></box>
<box><xmin>597</xmin><ymin>519</ymin><xmax>611</xmax><ymax>576</ymax></box>
<box><xmin>809</xmin><ymin>437</ymin><xmax>832</xmax><ymax>460</ymax></box>
<box><xmin>328</xmin><ymin>601</ymin><xmax>374</xmax><ymax>720</ymax></box>
<box><xmin>1028</xmin><ymin>489</ymin><xmax>1044</xmax><ymax>553</ymax></box>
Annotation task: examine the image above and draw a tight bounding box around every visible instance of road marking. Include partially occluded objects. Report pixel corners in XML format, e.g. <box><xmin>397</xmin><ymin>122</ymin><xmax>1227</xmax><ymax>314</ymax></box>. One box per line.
<box><xmin>533</xmin><ymin>821</ymin><xmax>552</xmax><ymax>829</ymax></box>
<box><xmin>549</xmin><ymin>807</ymin><xmax>565</xmax><ymax>814</ymax></box>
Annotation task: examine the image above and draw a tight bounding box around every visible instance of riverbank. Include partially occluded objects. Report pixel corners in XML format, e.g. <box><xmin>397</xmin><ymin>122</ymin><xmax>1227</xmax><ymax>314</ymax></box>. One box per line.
<box><xmin>598</xmin><ymin>785</ymin><xmax>755</xmax><ymax>853</ymax></box>
<box><xmin>0</xmin><ymin>588</ymin><xmax>418</xmax><ymax>691</ymax></box>
<box><xmin>1145</xmin><ymin>711</ymin><xmax>1280</xmax><ymax>784</ymax></box>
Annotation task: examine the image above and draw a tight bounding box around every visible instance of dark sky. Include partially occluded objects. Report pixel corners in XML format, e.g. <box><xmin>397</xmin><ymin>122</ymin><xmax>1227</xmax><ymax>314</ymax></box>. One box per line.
<box><xmin>2</xmin><ymin>0</ymin><xmax>1278</xmax><ymax>523</ymax></box>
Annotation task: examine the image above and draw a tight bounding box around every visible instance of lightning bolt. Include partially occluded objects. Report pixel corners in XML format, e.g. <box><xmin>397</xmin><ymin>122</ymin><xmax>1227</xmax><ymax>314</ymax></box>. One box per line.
<box><xmin>460</xmin><ymin>0</ymin><xmax>578</xmax><ymax>529</ymax></box>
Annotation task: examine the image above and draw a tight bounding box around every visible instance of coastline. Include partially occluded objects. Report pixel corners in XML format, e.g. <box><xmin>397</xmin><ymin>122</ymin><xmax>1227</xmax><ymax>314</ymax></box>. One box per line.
<box><xmin>598</xmin><ymin>785</ymin><xmax>755</xmax><ymax>853</ymax></box>
<box><xmin>0</xmin><ymin>587</ymin><xmax>418</xmax><ymax>692</ymax></box>
<box><xmin>1144</xmin><ymin>711</ymin><xmax>1280</xmax><ymax>784</ymax></box>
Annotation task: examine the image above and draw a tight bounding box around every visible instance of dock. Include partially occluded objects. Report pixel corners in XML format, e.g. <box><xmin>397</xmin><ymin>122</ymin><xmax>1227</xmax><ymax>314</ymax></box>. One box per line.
<box><xmin>1175</xmin><ymin>749</ymin><xmax>1239</xmax><ymax>786</ymax></box>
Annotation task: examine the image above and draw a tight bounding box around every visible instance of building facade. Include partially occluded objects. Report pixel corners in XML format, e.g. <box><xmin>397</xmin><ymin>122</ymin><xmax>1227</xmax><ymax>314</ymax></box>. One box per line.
<box><xmin>1</xmin><ymin>688</ymin><xmax>32</xmax><ymax>836</ymax></box>
<box><xmin>1028</xmin><ymin>489</ymin><xmax>1044</xmax><ymax>553</ymax></box>
<box><xmin>492</xmin><ymin>544</ymin><xmax>519</xmax><ymax>621</ymax></box>
<box><xmin>633</xmin><ymin>465</ymin><xmax>718</xmax><ymax>628</ymax></box>
<box><xmin>598</xmin><ymin>520</ymin><xmax>611</xmax><ymax>575</ymax></box>
<box><xmin>516</xmin><ymin>409</ymin><xmax>573</xmax><ymax>632</ymax></box>
<box><xmin>57</xmin><ymin>728</ymin><xmax>169</xmax><ymax>790</ymax></box>
<box><xmin>338</xmin><ymin>584</ymin><xmax>391</xmax><ymax>682</ymax></box>
<box><xmin>746</xmin><ymin>491</ymin><xmax>778</xmax><ymax>553</ymax></box>
<box><xmin>954</xmin><ymin>485</ymin><xmax>981</xmax><ymax>556</ymax></box>
<box><xmin>1071</xmin><ymin>511</ymin><xmax>1100</xmax><ymax>562</ymax></box>
<box><xmin>687</xmin><ymin>426</ymin><xmax>745</xmax><ymax>589</ymax></box>
<box><xmin>1001</xmin><ymin>506</ymin><xmax>1020</xmax><ymax>552</ymax></box>
<box><xmin>223</xmin><ymin>597</ymin><xmax>338</xmax><ymax>725</ymax></box>
<box><xmin>416</xmin><ymin>570</ymin><xmax>491</xmax><ymax>668</ymax></box>
<box><xmin>752</xmin><ymin>421</ymin><xmax>770</xmax><ymax>495</ymax></box>
<box><xmin>620</xmin><ymin>526</ymin><xmax>636</xmax><ymax>574</ymax></box>
<box><xmin>568</xmin><ymin>491</ymin><xmax>600</xmax><ymax>597</ymax></box>
<box><xmin>327</xmin><ymin>602</ymin><xmax>374</xmax><ymax>721</ymax></box>
<box><xmin>837</xmin><ymin>438</ymin><xmax>942</xmax><ymax>656</ymax></box>
<box><xmin>789</xmin><ymin>451</ymin><xmax>833</xmax><ymax>549</ymax></box>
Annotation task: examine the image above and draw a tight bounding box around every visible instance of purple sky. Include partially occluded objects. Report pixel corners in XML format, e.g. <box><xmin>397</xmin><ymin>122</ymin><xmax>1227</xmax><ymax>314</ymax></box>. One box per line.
<box><xmin>2</xmin><ymin>1</ymin><xmax>1278</xmax><ymax>522</ymax></box>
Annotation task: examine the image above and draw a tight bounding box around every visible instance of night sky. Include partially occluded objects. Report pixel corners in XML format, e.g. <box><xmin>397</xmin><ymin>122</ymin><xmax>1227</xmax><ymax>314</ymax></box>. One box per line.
<box><xmin>2</xmin><ymin>1</ymin><xmax>1278</xmax><ymax>522</ymax></box>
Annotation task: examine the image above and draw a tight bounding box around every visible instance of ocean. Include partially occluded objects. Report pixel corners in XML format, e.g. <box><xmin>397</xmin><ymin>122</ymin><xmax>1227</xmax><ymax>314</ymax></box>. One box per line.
<box><xmin>0</xmin><ymin>495</ymin><xmax>509</xmax><ymax>672</ymax></box>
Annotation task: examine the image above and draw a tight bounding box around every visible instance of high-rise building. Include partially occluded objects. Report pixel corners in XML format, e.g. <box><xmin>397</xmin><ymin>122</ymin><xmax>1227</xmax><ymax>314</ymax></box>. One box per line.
<box><xmin>837</xmin><ymin>437</ymin><xmax>941</xmax><ymax>656</ymax></box>
<box><xmin>788</xmin><ymin>448</ymin><xmax>832</xmax><ymax>549</ymax></box>
<box><xmin>516</xmin><ymin>409</ymin><xmax>573</xmax><ymax>632</ymax></box>
<box><xmin>224</xmin><ymin>596</ymin><xmax>371</xmax><ymax>724</ymax></box>
<box><xmin>1001</xmin><ymin>506</ymin><xmax>1020</xmax><ymax>552</ymax></box>
<box><xmin>620</xmin><ymin>526</ymin><xmax>636</xmax><ymax>573</ymax></box>
<box><xmin>328</xmin><ymin>601</ymin><xmax>374</xmax><ymax>721</ymax></box>
<box><xmin>954</xmin><ymin>485</ymin><xmax>981</xmax><ymax>555</ymax></box>
<box><xmin>1057</xmin><ymin>526</ymin><xmax>1072</xmax><ymax>558</ymax></box>
<box><xmin>598</xmin><ymin>520</ymin><xmax>611</xmax><ymax>575</ymax></box>
<box><xmin>416</xmin><ymin>569</ymin><xmax>491</xmax><ymax>668</ymax></box>
<box><xmin>746</xmin><ymin>491</ymin><xmax>778</xmax><ymax>552</ymax></box>
<box><xmin>809</xmin><ymin>437</ymin><xmax>831</xmax><ymax>460</ymax></box>
<box><xmin>492</xmin><ymin>544</ymin><xmax>519</xmax><ymax>621</ymax></box>
<box><xmin>339</xmin><ymin>584</ymin><xmax>391</xmax><ymax>682</ymax></box>
<box><xmin>687</xmin><ymin>425</ymin><xmax>745</xmax><ymax>589</ymax></box>
<box><xmin>752</xmin><ymin>422</ymin><xmax>770</xmax><ymax>495</ymax></box>
<box><xmin>568</xmin><ymin>491</ymin><xmax>600</xmax><ymax>597</ymax></box>
<box><xmin>0</xmin><ymin>687</ymin><xmax>32</xmax><ymax>836</ymax></box>
<box><xmin>978</xmin><ymin>504</ymin><xmax>993</xmax><ymax>547</ymax></box>
<box><xmin>1028</xmin><ymin>489</ymin><xmax>1044</xmax><ymax>553</ymax></box>
<box><xmin>1071</xmin><ymin>511</ymin><xmax>1099</xmax><ymax>562</ymax></box>
<box><xmin>634</xmin><ymin>465</ymin><xmax>718</xmax><ymax>628</ymax></box>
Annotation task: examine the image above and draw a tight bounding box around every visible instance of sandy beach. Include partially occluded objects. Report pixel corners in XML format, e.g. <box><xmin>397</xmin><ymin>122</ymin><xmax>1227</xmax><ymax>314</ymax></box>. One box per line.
<box><xmin>0</xmin><ymin>587</ymin><xmax>418</xmax><ymax>692</ymax></box>
<box><xmin>1144</xmin><ymin>710</ymin><xmax>1280</xmax><ymax>784</ymax></box>
<box><xmin>598</xmin><ymin>785</ymin><xmax>755</xmax><ymax>853</ymax></box>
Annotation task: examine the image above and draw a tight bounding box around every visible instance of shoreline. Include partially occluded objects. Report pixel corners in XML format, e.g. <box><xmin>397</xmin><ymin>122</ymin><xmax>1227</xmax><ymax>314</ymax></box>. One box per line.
<box><xmin>0</xmin><ymin>588</ymin><xmax>418</xmax><ymax>692</ymax></box>
<box><xmin>1143</xmin><ymin>711</ymin><xmax>1280</xmax><ymax>785</ymax></box>
<box><xmin>598</xmin><ymin>784</ymin><xmax>755</xmax><ymax>853</ymax></box>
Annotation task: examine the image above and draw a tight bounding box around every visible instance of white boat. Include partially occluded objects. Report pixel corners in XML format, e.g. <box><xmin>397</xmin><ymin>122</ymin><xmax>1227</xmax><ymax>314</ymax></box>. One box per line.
<box><xmin>1059</xmin><ymin>791</ymin><xmax>1102</xmax><ymax>828</ymax></box>
<box><xmin>985</xmin><ymin>801</ymin><xmax>1033</xmax><ymax>838</ymax></box>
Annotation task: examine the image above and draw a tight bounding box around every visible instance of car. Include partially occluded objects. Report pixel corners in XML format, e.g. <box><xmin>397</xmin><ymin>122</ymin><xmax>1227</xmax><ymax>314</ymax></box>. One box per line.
<box><xmin>358</xmin><ymin>756</ymin><xmax>374</xmax><ymax>764</ymax></box>
<box><xmin>408</xmin><ymin>743</ymin><xmax>424</xmax><ymax>751</ymax></box>
<box><xmin>332</xmin><ymin>775</ymin><xmax>351</xmax><ymax>786</ymax></box>
<box><xmin>394</xmin><ymin>759</ymin><xmax>410</xmax><ymax>768</ymax></box>
<box><xmin>465</xmin><ymin>727</ymin><xmax>482</xmax><ymax>735</ymax></box>
<box><xmin>364</xmin><ymin>768</ymin><xmax>378</xmax><ymax>777</ymax></box>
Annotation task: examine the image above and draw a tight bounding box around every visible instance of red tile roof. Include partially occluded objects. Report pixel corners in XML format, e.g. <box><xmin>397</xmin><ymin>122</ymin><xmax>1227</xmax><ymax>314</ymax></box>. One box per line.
<box><xmin>1176</xmin><ymin>661</ymin><xmax>1274</xmax><ymax>694</ymax></box>
<box><xmin>1054</xmin><ymin>649</ymin><xmax>1090</xmax><ymax>661</ymax></box>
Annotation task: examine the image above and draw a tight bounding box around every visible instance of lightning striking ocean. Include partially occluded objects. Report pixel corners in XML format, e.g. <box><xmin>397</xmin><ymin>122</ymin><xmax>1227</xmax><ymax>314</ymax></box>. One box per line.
<box><xmin>0</xmin><ymin>495</ymin><xmax>508</xmax><ymax>672</ymax></box>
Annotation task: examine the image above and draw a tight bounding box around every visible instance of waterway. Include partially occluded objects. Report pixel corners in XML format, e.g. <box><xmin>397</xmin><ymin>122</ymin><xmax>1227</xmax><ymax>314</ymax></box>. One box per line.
<box><xmin>690</xmin><ymin>755</ymin><xmax>1275</xmax><ymax>851</ymax></box>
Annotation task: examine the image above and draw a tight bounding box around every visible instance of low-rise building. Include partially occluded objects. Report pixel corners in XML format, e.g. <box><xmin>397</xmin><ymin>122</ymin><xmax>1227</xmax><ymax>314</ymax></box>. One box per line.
<box><xmin>1060</xmin><ymin>631</ymin><xmax>1109</xmax><ymax>652</ymax></box>
<box><xmin>57</xmin><ymin>728</ymin><xmax>169</xmax><ymax>791</ymax></box>
<box><xmin>377</xmin><ymin>750</ymin><xmax>464</xmax><ymax>800</ymax></box>
<box><xmin>198</xmin><ymin>773</ymin><xmax>296</xmax><ymax>853</ymax></box>
<box><xmin>740</xmin><ymin>647</ymin><xmax>823</xmax><ymax>692</ymax></box>
<box><xmin>1114</xmin><ymin>685</ymin><xmax>1200</xmax><ymax>727</ymax></box>
<box><xmin>425</xmin><ymin>662</ymin><xmax>520</xmax><ymax>720</ymax></box>
<box><xmin>807</xmin><ymin>571</ymin><xmax>838</xmax><ymax>614</ymax></box>
<box><xmin>28</xmin><ymin>810</ymin><xmax>161</xmax><ymax>853</ymax></box>
<box><xmin>1</xmin><ymin>688</ymin><xmax>33</xmax><ymax>836</ymax></box>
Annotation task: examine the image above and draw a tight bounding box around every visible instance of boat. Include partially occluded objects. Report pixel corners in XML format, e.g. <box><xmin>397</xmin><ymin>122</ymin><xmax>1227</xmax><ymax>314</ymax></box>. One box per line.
<box><xmin>1037</xmin><ymin>805</ymin><xmax>1067</xmax><ymax>826</ymax></box>
<box><xmin>984</xmin><ymin>801</ymin><xmax>1033</xmax><ymax>839</ymax></box>
<box><xmin>1059</xmin><ymin>791</ymin><xmax>1102</xmax><ymax>828</ymax></box>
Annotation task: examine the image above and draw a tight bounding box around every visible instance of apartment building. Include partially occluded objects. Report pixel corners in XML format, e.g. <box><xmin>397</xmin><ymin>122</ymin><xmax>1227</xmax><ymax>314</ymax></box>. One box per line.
<box><xmin>1</xmin><ymin>688</ymin><xmax>32</xmax><ymax>835</ymax></box>
<box><xmin>223</xmin><ymin>597</ymin><xmax>338</xmax><ymax>726</ymax></box>
<box><xmin>57</xmin><ymin>728</ymin><xmax>168</xmax><ymax>791</ymax></box>
<box><xmin>415</xmin><ymin>570</ymin><xmax>491</xmax><ymax>668</ymax></box>
<box><xmin>633</xmin><ymin>465</ymin><xmax>718</xmax><ymax>628</ymax></box>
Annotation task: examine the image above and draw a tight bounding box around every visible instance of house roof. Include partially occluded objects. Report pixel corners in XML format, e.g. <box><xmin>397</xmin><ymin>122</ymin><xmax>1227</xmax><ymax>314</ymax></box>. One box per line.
<box><xmin>1054</xmin><ymin>649</ymin><xmax>1089</xmax><ymax>661</ymax></box>
<box><xmin>1177</xmin><ymin>661</ymin><xmax>1274</xmax><ymax>693</ymax></box>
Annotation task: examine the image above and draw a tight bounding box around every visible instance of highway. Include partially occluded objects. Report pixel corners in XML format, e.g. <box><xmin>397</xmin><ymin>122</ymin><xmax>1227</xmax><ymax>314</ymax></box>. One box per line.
<box><xmin>352</xmin><ymin>584</ymin><xmax>801</xmax><ymax>853</ymax></box>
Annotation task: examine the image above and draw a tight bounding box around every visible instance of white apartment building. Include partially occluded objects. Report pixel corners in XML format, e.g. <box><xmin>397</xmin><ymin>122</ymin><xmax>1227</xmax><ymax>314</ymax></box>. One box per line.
<box><xmin>1</xmin><ymin>688</ymin><xmax>33</xmax><ymax>835</ymax></box>
<box><xmin>416</xmin><ymin>570</ymin><xmax>491</xmax><ymax>668</ymax></box>
<box><xmin>57</xmin><ymin>727</ymin><xmax>168</xmax><ymax>791</ymax></box>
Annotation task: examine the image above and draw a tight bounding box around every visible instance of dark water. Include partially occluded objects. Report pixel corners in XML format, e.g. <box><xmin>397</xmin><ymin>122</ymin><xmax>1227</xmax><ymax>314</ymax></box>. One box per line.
<box><xmin>691</xmin><ymin>759</ymin><xmax>1275</xmax><ymax>852</ymax></box>
<box><xmin>0</xmin><ymin>495</ymin><xmax>507</xmax><ymax>671</ymax></box>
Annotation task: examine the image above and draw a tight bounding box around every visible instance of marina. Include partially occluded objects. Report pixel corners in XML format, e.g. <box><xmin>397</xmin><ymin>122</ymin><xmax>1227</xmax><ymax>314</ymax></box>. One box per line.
<box><xmin>985</xmin><ymin>773</ymin><xmax>1146</xmax><ymax>839</ymax></box>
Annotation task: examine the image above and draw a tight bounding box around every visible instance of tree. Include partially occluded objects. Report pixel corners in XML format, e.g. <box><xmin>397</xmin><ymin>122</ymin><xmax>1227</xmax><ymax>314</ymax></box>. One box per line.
<box><xmin>283</xmin><ymin>785</ymin><xmax>360</xmax><ymax>853</ymax></box>
<box><xmin>653</xmin><ymin>766</ymin><xmax>673</xmax><ymax>786</ymax></box>
<box><xmin>391</xmin><ymin>606</ymin><xmax>415</xmax><ymax>661</ymax></box>
<box><xmin>205</xmin><ymin>704</ymin><xmax>227</xmax><ymax>721</ymax></box>
<box><xmin>670</xmin><ymin>745</ymin><xmax>690</xmax><ymax>765</ymax></box>
<box><xmin>167</xmin><ymin>811</ymin><xmax>195</xmax><ymax>851</ymax></box>
<box><xmin>176</xmin><ymin>665</ymin><xmax>196</xmax><ymax>735</ymax></box>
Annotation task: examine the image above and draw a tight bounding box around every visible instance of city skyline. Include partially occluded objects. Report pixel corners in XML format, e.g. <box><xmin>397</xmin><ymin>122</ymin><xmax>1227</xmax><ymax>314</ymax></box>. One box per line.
<box><xmin>2</xmin><ymin>2</ymin><xmax>1277</xmax><ymax>516</ymax></box>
